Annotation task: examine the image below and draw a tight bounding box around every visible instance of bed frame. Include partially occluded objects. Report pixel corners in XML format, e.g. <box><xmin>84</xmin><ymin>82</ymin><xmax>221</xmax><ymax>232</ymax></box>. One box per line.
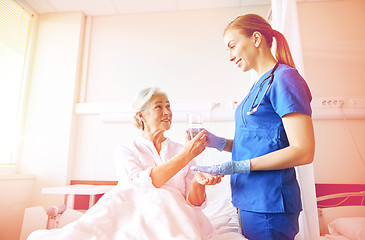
<box><xmin>315</xmin><ymin>183</ymin><xmax>365</xmax><ymax>235</ymax></box>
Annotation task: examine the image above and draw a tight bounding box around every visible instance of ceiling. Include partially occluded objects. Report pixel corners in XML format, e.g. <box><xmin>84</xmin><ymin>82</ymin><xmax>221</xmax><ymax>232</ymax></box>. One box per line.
<box><xmin>20</xmin><ymin>0</ymin><xmax>271</xmax><ymax>16</ymax></box>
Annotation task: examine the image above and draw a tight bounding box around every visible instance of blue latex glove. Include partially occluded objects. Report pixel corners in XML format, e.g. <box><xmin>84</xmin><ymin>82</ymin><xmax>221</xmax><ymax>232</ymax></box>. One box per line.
<box><xmin>191</xmin><ymin>160</ymin><xmax>251</xmax><ymax>175</ymax></box>
<box><xmin>205</xmin><ymin>131</ymin><xmax>227</xmax><ymax>152</ymax></box>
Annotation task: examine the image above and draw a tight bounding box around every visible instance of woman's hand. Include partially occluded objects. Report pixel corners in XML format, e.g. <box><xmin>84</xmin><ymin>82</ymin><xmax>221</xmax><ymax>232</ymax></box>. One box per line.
<box><xmin>188</xmin><ymin>172</ymin><xmax>223</xmax><ymax>206</ymax></box>
<box><xmin>194</xmin><ymin>172</ymin><xmax>223</xmax><ymax>185</ymax></box>
<box><xmin>182</xmin><ymin>129</ymin><xmax>207</xmax><ymax>160</ymax></box>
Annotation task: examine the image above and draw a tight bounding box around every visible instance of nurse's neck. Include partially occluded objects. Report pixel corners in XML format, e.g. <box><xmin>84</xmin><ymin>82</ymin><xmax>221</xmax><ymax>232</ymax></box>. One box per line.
<box><xmin>255</xmin><ymin>56</ymin><xmax>278</xmax><ymax>79</ymax></box>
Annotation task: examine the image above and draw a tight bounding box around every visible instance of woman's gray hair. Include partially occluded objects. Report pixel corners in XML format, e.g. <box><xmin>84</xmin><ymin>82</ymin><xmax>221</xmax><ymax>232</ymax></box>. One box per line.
<box><xmin>132</xmin><ymin>87</ymin><xmax>167</xmax><ymax>130</ymax></box>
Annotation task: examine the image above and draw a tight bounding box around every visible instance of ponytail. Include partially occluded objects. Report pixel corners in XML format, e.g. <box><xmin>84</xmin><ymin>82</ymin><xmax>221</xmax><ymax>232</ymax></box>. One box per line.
<box><xmin>272</xmin><ymin>30</ymin><xmax>295</xmax><ymax>69</ymax></box>
<box><xmin>224</xmin><ymin>14</ymin><xmax>296</xmax><ymax>69</ymax></box>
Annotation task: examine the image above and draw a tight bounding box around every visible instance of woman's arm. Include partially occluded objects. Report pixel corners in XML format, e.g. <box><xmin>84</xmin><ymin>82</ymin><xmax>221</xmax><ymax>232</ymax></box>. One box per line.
<box><xmin>250</xmin><ymin>112</ymin><xmax>315</xmax><ymax>170</ymax></box>
<box><xmin>150</xmin><ymin>130</ymin><xmax>207</xmax><ymax>188</ymax></box>
<box><xmin>187</xmin><ymin>172</ymin><xmax>223</xmax><ymax>206</ymax></box>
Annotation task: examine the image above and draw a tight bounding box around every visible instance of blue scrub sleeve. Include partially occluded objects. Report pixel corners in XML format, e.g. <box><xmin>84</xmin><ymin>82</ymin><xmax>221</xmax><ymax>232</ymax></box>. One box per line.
<box><xmin>269</xmin><ymin>67</ymin><xmax>312</xmax><ymax>118</ymax></box>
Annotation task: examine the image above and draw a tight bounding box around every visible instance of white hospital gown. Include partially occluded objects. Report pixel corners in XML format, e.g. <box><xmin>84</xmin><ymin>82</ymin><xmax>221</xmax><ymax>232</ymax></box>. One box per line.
<box><xmin>114</xmin><ymin>136</ymin><xmax>214</xmax><ymax>237</ymax></box>
<box><xmin>27</xmin><ymin>137</ymin><xmax>214</xmax><ymax>240</ymax></box>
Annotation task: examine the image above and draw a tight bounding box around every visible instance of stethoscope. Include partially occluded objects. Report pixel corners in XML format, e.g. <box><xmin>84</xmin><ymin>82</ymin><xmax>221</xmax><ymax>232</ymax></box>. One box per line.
<box><xmin>246</xmin><ymin>62</ymin><xmax>280</xmax><ymax>115</ymax></box>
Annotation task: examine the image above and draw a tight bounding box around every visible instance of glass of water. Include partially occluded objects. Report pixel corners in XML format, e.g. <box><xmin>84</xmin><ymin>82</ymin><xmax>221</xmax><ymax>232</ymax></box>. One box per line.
<box><xmin>187</xmin><ymin>113</ymin><xmax>203</xmax><ymax>139</ymax></box>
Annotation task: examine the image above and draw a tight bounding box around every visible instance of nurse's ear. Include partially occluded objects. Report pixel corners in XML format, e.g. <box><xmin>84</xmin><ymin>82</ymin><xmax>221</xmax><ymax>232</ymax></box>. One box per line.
<box><xmin>252</xmin><ymin>31</ymin><xmax>262</xmax><ymax>48</ymax></box>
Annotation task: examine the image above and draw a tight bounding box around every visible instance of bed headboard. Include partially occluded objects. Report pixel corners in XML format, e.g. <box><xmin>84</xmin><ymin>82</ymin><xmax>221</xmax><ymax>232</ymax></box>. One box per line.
<box><xmin>315</xmin><ymin>183</ymin><xmax>365</xmax><ymax>235</ymax></box>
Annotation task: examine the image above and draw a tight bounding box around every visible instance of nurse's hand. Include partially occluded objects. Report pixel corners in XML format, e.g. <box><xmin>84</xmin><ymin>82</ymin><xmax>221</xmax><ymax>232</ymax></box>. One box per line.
<box><xmin>205</xmin><ymin>131</ymin><xmax>227</xmax><ymax>152</ymax></box>
<box><xmin>191</xmin><ymin>160</ymin><xmax>251</xmax><ymax>175</ymax></box>
<box><xmin>194</xmin><ymin>172</ymin><xmax>223</xmax><ymax>185</ymax></box>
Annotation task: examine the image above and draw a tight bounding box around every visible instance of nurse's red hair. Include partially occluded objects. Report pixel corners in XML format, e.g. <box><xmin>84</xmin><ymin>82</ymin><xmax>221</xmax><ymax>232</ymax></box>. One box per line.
<box><xmin>224</xmin><ymin>14</ymin><xmax>296</xmax><ymax>69</ymax></box>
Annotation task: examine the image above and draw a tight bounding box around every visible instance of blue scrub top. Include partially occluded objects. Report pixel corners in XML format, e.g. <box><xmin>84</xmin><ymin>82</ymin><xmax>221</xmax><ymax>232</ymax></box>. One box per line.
<box><xmin>231</xmin><ymin>63</ymin><xmax>312</xmax><ymax>213</ymax></box>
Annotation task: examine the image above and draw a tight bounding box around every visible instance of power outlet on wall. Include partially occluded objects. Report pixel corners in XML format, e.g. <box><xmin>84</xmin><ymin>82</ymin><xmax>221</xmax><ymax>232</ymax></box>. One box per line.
<box><xmin>320</xmin><ymin>98</ymin><xmax>345</xmax><ymax>108</ymax></box>
<box><xmin>211</xmin><ymin>102</ymin><xmax>222</xmax><ymax>110</ymax></box>
<box><xmin>211</xmin><ymin>101</ymin><xmax>239</xmax><ymax>110</ymax></box>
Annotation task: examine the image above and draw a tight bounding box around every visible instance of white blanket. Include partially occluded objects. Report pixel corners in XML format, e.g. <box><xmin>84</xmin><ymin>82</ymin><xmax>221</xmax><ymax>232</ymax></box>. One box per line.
<box><xmin>27</xmin><ymin>186</ymin><xmax>246</xmax><ymax>240</ymax></box>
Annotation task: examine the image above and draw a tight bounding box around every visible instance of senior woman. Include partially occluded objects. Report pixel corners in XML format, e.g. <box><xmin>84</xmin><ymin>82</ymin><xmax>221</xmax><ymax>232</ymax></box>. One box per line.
<box><xmin>113</xmin><ymin>87</ymin><xmax>223</xmax><ymax>239</ymax></box>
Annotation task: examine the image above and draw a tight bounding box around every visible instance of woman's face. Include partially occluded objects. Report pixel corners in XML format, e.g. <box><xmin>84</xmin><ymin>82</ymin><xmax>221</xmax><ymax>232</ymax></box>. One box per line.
<box><xmin>141</xmin><ymin>94</ymin><xmax>172</xmax><ymax>133</ymax></box>
<box><xmin>224</xmin><ymin>29</ymin><xmax>256</xmax><ymax>72</ymax></box>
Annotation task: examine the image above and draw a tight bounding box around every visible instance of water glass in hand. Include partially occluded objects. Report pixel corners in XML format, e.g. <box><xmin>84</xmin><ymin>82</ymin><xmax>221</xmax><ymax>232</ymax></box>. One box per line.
<box><xmin>187</xmin><ymin>113</ymin><xmax>203</xmax><ymax>139</ymax></box>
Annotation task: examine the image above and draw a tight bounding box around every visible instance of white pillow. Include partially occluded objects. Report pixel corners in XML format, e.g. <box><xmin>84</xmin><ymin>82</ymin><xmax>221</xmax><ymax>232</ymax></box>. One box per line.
<box><xmin>328</xmin><ymin>217</ymin><xmax>365</xmax><ymax>240</ymax></box>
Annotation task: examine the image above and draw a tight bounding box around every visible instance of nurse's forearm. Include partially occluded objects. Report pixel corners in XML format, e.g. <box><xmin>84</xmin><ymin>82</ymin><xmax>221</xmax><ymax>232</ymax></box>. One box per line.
<box><xmin>250</xmin><ymin>145</ymin><xmax>314</xmax><ymax>171</ymax></box>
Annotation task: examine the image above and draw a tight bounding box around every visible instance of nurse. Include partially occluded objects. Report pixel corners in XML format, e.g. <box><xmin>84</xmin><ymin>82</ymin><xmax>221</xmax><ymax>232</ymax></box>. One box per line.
<box><xmin>192</xmin><ymin>14</ymin><xmax>315</xmax><ymax>240</ymax></box>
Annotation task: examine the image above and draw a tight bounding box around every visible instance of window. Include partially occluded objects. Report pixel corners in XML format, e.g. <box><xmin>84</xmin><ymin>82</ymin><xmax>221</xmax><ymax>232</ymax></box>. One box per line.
<box><xmin>0</xmin><ymin>0</ymin><xmax>35</xmax><ymax>170</ymax></box>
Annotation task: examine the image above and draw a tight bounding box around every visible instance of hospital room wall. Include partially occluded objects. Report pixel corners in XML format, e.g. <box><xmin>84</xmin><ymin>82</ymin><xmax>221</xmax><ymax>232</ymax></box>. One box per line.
<box><xmin>297</xmin><ymin>0</ymin><xmax>365</xmax><ymax>184</ymax></box>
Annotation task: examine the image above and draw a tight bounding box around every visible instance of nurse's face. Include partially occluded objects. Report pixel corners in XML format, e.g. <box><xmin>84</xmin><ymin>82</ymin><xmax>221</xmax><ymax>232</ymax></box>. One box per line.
<box><xmin>141</xmin><ymin>94</ymin><xmax>172</xmax><ymax>133</ymax></box>
<box><xmin>224</xmin><ymin>29</ymin><xmax>257</xmax><ymax>72</ymax></box>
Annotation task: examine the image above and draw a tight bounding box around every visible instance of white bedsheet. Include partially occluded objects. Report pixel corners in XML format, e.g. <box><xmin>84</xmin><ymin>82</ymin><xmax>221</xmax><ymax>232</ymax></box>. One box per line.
<box><xmin>27</xmin><ymin>185</ymin><xmax>246</xmax><ymax>240</ymax></box>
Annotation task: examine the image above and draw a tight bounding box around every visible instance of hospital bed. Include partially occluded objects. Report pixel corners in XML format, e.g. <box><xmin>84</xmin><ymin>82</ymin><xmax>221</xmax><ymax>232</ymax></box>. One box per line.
<box><xmin>22</xmin><ymin>178</ymin><xmax>247</xmax><ymax>240</ymax></box>
<box><xmin>316</xmin><ymin>184</ymin><xmax>365</xmax><ymax>240</ymax></box>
